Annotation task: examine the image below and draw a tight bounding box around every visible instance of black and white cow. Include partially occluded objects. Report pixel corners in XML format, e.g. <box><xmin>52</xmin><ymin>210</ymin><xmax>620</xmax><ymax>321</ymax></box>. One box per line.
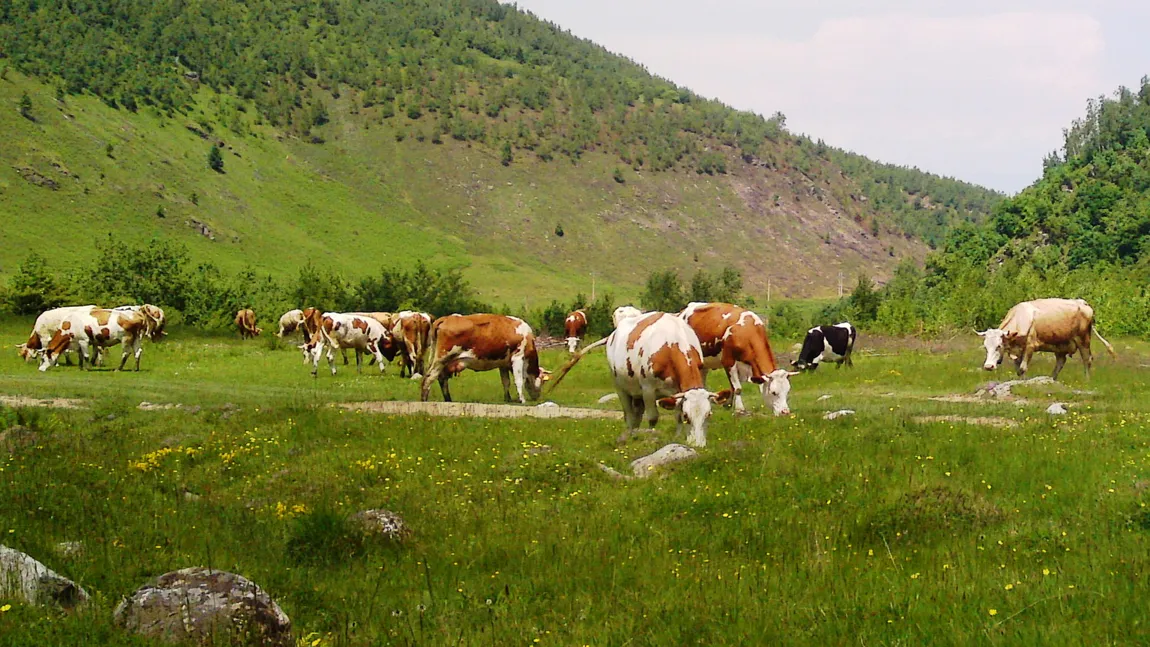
<box><xmin>792</xmin><ymin>323</ymin><xmax>857</xmax><ymax>370</ymax></box>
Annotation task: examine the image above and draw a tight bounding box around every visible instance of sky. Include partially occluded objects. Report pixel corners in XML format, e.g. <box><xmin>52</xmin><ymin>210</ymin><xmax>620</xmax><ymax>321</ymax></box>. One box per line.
<box><xmin>510</xmin><ymin>0</ymin><xmax>1150</xmax><ymax>193</ymax></box>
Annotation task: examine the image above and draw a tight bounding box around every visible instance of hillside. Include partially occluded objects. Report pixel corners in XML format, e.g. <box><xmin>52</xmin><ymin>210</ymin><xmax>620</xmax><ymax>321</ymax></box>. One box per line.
<box><xmin>0</xmin><ymin>0</ymin><xmax>1001</xmax><ymax>303</ymax></box>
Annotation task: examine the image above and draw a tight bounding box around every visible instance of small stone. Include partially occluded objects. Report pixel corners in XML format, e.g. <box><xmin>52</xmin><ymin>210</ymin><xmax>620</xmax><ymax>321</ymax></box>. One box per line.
<box><xmin>536</xmin><ymin>401</ymin><xmax>558</xmax><ymax>408</ymax></box>
<box><xmin>823</xmin><ymin>409</ymin><xmax>855</xmax><ymax>420</ymax></box>
<box><xmin>1046</xmin><ymin>402</ymin><xmax>1068</xmax><ymax>415</ymax></box>
<box><xmin>410</xmin><ymin>373</ymin><xmax>422</xmax><ymax>381</ymax></box>
<box><xmin>817</xmin><ymin>394</ymin><xmax>832</xmax><ymax>402</ymax></box>
<box><xmin>114</xmin><ymin>567</ymin><xmax>291</xmax><ymax>646</ymax></box>
<box><xmin>630</xmin><ymin>444</ymin><xmax>698</xmax><ymax>478</ymax></box>
<box><xmin>351</xmin><ymin>509</ymin><xmax>411</xmax><ymax>541</ymax></box>
<box><xmin>598</xmin><ymin>393</ymin><xmax>619</xmax><ymax>404</ymax></box>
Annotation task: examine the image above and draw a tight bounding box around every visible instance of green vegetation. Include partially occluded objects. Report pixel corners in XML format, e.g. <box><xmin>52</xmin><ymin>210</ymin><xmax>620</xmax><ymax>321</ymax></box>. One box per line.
<box><xmin>0</xmin><ymin>2</ymin><xmax>1000</xmax><ymax>301</ymax></box>
<box><xmin>819</xmin><ymin>78</ymin><xmax>1150</xmax><ymax>338</ymax></box>
<box><xmin>1</xmin><ymin>319</ymin><xmax>1149</xmax><ymax>644</ymax></box>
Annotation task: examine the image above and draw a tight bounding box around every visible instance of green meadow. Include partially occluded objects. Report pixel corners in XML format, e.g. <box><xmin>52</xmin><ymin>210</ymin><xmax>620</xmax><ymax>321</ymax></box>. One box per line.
<box><xmin>1</xmin><ymin>319</ymin><xmax>1149</xmax><ymax>645</ymax></box>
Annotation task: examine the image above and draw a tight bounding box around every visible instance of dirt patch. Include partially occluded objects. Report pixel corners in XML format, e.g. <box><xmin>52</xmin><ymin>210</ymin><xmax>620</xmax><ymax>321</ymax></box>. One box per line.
<box><xmin>927</xmin><ymin>394</ymin><xmax>1029</xmax><ymax>405</ymax></box>
<box><xmin>913</xmin><ymin>415</ymin><xmax>1018</xmax><ymax>428</ymax></box>
<box><xmin>340</xmin><ymin>400</ymin><xmax>622</xmax><ymax>420</ymax></box>
<box><xmin>0</xmin><ymin>395</ymin><xmax>86</xmax><ymax>409</ymax></box>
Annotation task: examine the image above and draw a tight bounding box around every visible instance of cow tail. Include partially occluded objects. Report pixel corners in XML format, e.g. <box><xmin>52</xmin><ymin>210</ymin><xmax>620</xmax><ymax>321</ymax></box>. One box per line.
<box><xmin>1093</xmin><ymin>326</ymin><xmax>1116</xmax><ymax>358</ymax></box>
<box><xmin>545</xmin><ymin>337</ymin><xmax>609</xmax><ymax>395</ymax></box>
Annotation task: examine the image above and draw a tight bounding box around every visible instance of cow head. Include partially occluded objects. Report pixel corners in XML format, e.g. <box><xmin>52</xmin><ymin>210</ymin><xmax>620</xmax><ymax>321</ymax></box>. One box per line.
<box><xmin>976</xmin><ymin>328</ymin><xmax>1016</xmax><ymax>371</ymax></box>
<box><xmin>38</xmin><ymin>330</ymin><xmax>74</xmax><ymax>372</ymax></box>
<box><xmin>140</xmin><ymin>305</ymin><xmax>167</xmax><ymax>340</ymax></box>
<box><xmin>526</xmin><ymin>368</ymin><xmax>552</xmax><ymax>400</ymax></box>
<box><xmin>658</xmin><ymin>388</ymin><xmax>732</xmax><ymax>448</ymax></box>
<box><xmin>565</xmin><ymin>337</ymin><xmax>580</xmax><ymax>354</ymax></box>
<box><xmin>790</xmin><ymin>328</ymin><xmax>825</xmax><ymax>371</ymax></box>
<box><xmin>612</xmin><ymin>306</ymin><xmax>644</xmax><ymax>327</ymax></box>
<box><xmin>757</xmin><ymin>369</ymin><xmax>799</xmax><ymax>416</ymax></box>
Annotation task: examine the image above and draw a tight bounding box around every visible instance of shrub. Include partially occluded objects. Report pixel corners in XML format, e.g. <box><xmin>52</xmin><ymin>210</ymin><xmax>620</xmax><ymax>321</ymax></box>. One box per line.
<box><xmin>1</xmin><ymin>253</ymin><xmax>71</xmax><ymax>315</ymax></box>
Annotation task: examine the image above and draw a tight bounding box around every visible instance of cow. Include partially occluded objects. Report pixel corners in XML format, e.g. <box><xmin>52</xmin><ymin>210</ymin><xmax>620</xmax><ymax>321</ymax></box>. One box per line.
<box><xmin>792</xmin><ymin>323</ymin><xmax>857</xmax><ymax>370</ymax></box>
<box><xmin>17</xmin><ymin>305</ymin><xmax>98</xmax><ymax>364</ymax></box>
<box><xmin>613</xmin><ymin>305</ymin><xmax>645</xmax><ymax>326</ymax></box>
<box><xmin>391</xmin><ymin>310</ymin><xmax>432</xmax><ymax>378</ymax></box>
<box><xmin>235</xmin><ymin>309</ymin><xmax>261</xmax><ymax>339</ymax></box>
<box><xmin>679</xmin><ymin>302</ymin><xmax>797</xmax><ymax>416</ymax></box>
<box><xmin>300</xmin><ymin>312</ymin><xmax>391</xmax><ymax>377</ymax></box>
<box><xmin>420</xmin><ymin>314</ymin><xmax>549</xmax><ymax>403</ymax></box>
<box><xmin>277</xmin><ymin>309</ymin><xmax>305</xmax><ymax>338</ymax></box>
<box><xmin>38</xmin><ymin>306</ymin><xmax>165</xmax><ymax>371</ymax></box>
<box><xmin>977</xmin><ymin>298</ymin><xmax>1115</xmax><ymax>380</ymax></box>
<box><xmin>564</xmin><ymin>309</ymin><xmax>588</xmax><ymax>353</ymax></box>
<box><xmin>605</xmin><ymin>312</ymin><xmax>730</xmax><ymax>447</ymax></box>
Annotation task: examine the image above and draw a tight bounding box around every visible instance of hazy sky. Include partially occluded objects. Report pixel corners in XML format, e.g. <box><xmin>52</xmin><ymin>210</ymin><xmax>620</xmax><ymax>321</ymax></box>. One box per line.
<box><xmin>511</xmin><ymin>0</ymin><xmax>1149</xmax><ymax>193</ymax></box>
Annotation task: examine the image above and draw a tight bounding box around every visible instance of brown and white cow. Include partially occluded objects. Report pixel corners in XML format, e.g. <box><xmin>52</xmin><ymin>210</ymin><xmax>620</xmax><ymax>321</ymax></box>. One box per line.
<box><xmin>977</xmin><ymin>298</ymin><xmax>1115</xmax><ymax>380</ymax></box>
<box><xmin>300</xmin><ymin>312</ymin><xmax>391</xmax><ymax>376</ymax></box>
<box><xmin>607</xmin><ymin>311</ymin><xmax>730</xmax><ymax>447</ymax></box>
<box><xmin>391</xmin><ymin>310</ymin><xmax>432</xmax><ymax>378</ymax></box>
<box><xmin>564</xmin><ymin>309</ymin><xmax>588</xmax><ymax>353</ymax></box>
<box><xmin>277</xmin><ymin>309</ymin><xmax>305</xmax><ymax>338</ymax></box>
<box><xmin>679</xmin><ymin>302</ymin><xmax>797</xmax><ymax>416</ymax></box>
<box><xmin>235</xmin><ymin>309</ymin><xmax>261</xmax><ymax>339</ymax></box>
<box><xmin>39</xmin><ymin>306</ymin><xmax>166</xmax><ymax>372</ymax></box>
<box><xmin>17</xmin><ymin>305</ymin><xmax>97</xmax><ymax>364</ymax></box>
<box><xmin>420</xmin><ymin>314</ymin><xmax>549</xmax><ymax>403</ymax></box>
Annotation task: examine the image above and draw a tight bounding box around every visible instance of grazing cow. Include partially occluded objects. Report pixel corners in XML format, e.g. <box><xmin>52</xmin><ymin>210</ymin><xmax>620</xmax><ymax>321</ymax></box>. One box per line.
<box><xmin>235</xmin><ymin>309</ymin><xmax>261</xmax><ymax>339</ymax></box>
<box><xmin>977</xmin><ymin>298</ymin><xmax>1115</xmax><ymax>379</ymax></box>
<box><xmin>420</xmin><ymin>314</ymin><xmax>549</xmax><ymax>403</ymax></box>
<box><xmin>277</xmin><ymin>309</ymin><xmax>305</xmax><ymax>338</ymax></box>
<box><xmin>17</xmin><ymin>305</ymin><xmax>97</xmax><ymax>364</ymax></box>
<box><xmin>792</xmin><ymin>323</ymin><xmax>857</xmax><ymax>370</ymax></box>
<box><xmin>613</xmin><ymin>305</ymin><xmax>645</xmax><ymax>327</ymax></box>
<box><xmin>679</xmin><ymin>302</ymin><xmax>797</xmax><ymax>416</ymax></box>
<box><xmin>300</xmin><ymin>312</ymin><xmax>390</xmax><ymax>376</ymax></box>
<box><xmin>564</xmin><ymin>309</ymin><xmax>588</xmax><ymax>353</ymax></box>
<box><xmin>391</xmin><ymin>310</ymin><xmax>432</xmax><ymax>378</ymax></box>
<box><xmin>606</xmin><ymin>312</ymin><xmax>730</xmax><ymax>447</ymax></box>
<box><xmin>39</xmin><ymin>306</ymin><xmax>165</xmax><ymax>371</ymax></box>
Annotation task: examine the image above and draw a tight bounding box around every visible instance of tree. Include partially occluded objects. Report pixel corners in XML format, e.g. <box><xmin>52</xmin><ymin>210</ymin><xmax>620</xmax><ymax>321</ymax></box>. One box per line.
<box><xmin>18</xmin><ymin>91</ymin><xmax>31</xmax><ymax>119</ymax></box>
<box><xmin>641</xmin><ymin>270</ymin><xmax>686</xmax><ymax>312</ymax></box>
<box><xmin>848</xmin><ymin>274</ymin><xmax>881</xmax><ymax>323</ymax></box>
<box><xmin>208</xmin><ymin>145</ymin><xmax>224</xmax><ymax>172</ymax></box>
<box><xmin>1</xmin><ymin>253</ymin><xmax>70</xmax><ymax>315</ymax></box>
<box><xmin>500</xmin><ymin>140</ymin><xmax>512</xmax><ymax>166</ymax></box>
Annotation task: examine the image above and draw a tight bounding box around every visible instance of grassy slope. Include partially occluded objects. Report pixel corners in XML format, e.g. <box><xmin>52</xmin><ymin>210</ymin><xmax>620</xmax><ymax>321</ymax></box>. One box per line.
<box><xmin>2</xmin><ymin>70</ymin><xmax>925</xmax><ymax>304</ymax></box>
<box><xmin>1</xmin><ymin>320</ymin><xmax>1149</xmax><ymax>644</ymax></box>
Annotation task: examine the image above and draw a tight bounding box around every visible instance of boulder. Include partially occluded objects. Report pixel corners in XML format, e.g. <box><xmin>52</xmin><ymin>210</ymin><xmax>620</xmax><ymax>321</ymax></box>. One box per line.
<box><xmin>1046</xmin><ymin>402</ymin><xmax>1068</xmax><ymax>415</ymax></box>
<box><xmin>630</xmin><ymin>444</ymin><xmax>698</xmax><ymax>478</ymax></box>
<box><xmin>823</xmin><ymin>409</ymin><xmax>855</xmax><ymax>420</ymax></box>
<box><xmin>0</xmin><ymin>545</ymin><xmax>88</xmax><ymax>608</ymax></box>
<box><xmin>114</xmin><ymin>567</ymin><xmax>291</xmax><ymax>646</ymax></box>
<box><xmin>351</xmin><ymin>510</ymin><xmax>411</xmax><ymax>541</ymax></box>
<box><xmin>535</xmin><ymin>401</ymin><xmax>558</xmax><ymax>408</ymax></box>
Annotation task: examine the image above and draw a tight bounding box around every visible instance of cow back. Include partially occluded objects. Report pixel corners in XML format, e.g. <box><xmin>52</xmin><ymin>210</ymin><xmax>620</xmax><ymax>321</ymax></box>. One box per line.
<box><xmin>610</xmin><ymin>312</ymin><xmax>705</xmax><ymax>391</ymax></box>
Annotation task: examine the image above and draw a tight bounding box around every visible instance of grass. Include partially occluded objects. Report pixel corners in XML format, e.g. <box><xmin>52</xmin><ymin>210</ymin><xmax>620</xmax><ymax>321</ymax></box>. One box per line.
<box><xmin>0</xmin><ymin>69</ymin><xmax>924</xmax><ymax>303</ymax></box>
<box><xmin>1</xmin><ymin>316</ymin><xmax>1149</xmax><ymax>645</ymax></box>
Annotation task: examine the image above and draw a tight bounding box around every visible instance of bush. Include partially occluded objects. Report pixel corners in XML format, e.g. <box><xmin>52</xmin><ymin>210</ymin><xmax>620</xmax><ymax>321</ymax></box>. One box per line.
<box><xmin>1</xmin><ymin>253</ymin><xmax>71</xmax><ymax>315</ymax></box>
<box><xmin>208</xmin><ymin>145</ymin><xmax>224</xmax><ymax>172</ymax></box>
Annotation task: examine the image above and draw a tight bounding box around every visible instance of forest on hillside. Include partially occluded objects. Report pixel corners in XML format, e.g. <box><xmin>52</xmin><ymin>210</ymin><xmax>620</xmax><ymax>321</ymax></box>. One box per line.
<box><xmin>821</xmin><ymin>78</ymin><xmax>1150</xmax><ymax>338</ymax></box>
<box><xmin>0</xmin><ymin>0</ymin><xmax>999</xmax><ymax>246</ymax></box>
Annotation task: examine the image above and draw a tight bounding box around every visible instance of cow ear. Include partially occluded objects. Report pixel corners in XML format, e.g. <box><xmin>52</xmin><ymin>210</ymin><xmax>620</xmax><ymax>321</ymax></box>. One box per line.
<box><xmin>710</xmin><ymin>389</ymin><xmax>732</xmax><ymax>405</ymax></box>
<box><xmin>657</xmin><ymin>396</ymin><xmax>681</xmax><ymax>410</ymax></box>
<box><xmin>975</xmin><ymin>329</ymin><xmax>986</xmax><ymax>336</ymax></box>
<box><xmin>786</xmin><ymin>371</ymin><xmax>801</xmax><ymax>377</ymax></box>
<box><xmin>749</xmin><ymin>375</ymin><xmax>766</xmax><ymax>384</ymax></box>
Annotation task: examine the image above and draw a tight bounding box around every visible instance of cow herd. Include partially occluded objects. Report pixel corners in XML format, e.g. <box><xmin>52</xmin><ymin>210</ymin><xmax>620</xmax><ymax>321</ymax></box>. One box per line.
<box><xmin>14</xmin><ymin>296</ymin><xmax>1113</xmax><ymax>449</ymax></box>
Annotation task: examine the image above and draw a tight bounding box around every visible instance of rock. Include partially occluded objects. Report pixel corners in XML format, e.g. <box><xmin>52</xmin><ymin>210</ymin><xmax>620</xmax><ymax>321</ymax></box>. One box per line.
<box><xmin>1046</xmin><ymin>402</ymin><xmax>1068</xmax><ymax>415</ymax></box>
<box><xmin>597</xmin><ymin>463</ymin><xmax>630</xmax><ymax>481</ymax></box>
<box><xmin>351</xmin><ymin>510</ymin><xmax>410</xmax><ymax>541</ymax></box>
<box><xmin>0</xmin><ymin>545</ymin><xmax>89</xmax><ymax>608</ymax></box>
<box><xmin>536</xmin><ymin>401</ymin><xmax>558</xmax><ymax>408</ymax></box>
<box><xmin>114</xmin><ymin>567</ymin><xmax>291</xmax><ymax>646</ymax></box>
<box><xmin>976</xmin><ymin>376</ymin><xmax>1055</xmax><ymax>399</ymax></box>
<box><xmin>410</xmin><ymin>373</ymin><xmax>422</xmax><ymax>381</ymax></box>
<box><xmin>598</xmin><ymin>393</ymin><xmax>619</xmax><ymax>404</ymax></box>
<box><xmin>630</xmin><ymin>444</ymin><xmax>698</xmax><ymax>478</ymax></box>
<box><xmin>817</xmin><ymin>394</ymin><xmax>832</xmax><ymax>402</ymax></box>
<box><xmin>54</xmin><ymin>541</ymin><xmax>85</xmax><ymax>558</ymax></box>
<box><xmin>823</xmin><ymin>409</ymin><xmax>855</xmax><ymax>420</ymax></box>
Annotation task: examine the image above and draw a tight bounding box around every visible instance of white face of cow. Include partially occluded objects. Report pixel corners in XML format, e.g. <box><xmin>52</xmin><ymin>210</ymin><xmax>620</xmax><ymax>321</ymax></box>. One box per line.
<box><xmin>977</xmin><ymin>329</ymin><xmax>1008</xmax><ymax>371</ymax></box>
<box><xmin>566</xmin><ymin>337</ymin><xmax>579</xmax><ymax>354</ymax></box>
<box><xmin>659</xmin><ymin>388</ymin><xmax>731</xmax><ymax>448</ymax></box>
<box><xmin>763</xmin><ymin>369</ymin><xmax>799</xmax><ymax>416</ymax></box>
<box><xmin>38</xmin><ymin>347</ymin><xmax>61</xmax><ymax>372</ymax></box>
<box><xmin>526</xmin><ymin>368</ymin><xmax>551</xmax><ymax>400</ymax></box>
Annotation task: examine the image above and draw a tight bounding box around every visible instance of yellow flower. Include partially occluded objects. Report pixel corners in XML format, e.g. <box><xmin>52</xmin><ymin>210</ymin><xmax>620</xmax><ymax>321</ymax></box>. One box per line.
<box><xmin>988</xmin><ymin>609</ymin><xmax>998</xmax><ymax>616</ymax></box>
<box><xmin>1043</xmin><ymin>568</ymin><xmax>1051</xmax><ymax>576</ymax></box>
<box><xmin>910</xmin><ymin>573</ymin><xmax>920</xmax><ymax>579</ymax></box>
<box><xmin>1004</xmin><ymin>584</ymin><xmax>1013</xmax><ymax>590</ymax></box>
<box><xmin>0</xmin><ymin>604</ymin><xmax>10</xmax><ymax>612</ymax></box>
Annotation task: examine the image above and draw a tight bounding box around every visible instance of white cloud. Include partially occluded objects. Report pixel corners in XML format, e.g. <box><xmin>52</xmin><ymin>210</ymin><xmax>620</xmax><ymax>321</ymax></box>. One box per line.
<box><xmin>623</xmin><ymin>11</ymin><xmax>1107</xmax><ymax>191</ymax></box>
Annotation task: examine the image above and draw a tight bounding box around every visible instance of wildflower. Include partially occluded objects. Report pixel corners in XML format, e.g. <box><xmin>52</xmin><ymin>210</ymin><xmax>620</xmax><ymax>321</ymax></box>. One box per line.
<box><xmin>910</xmin><ymin>573</ymin><xmax>920</xmax><ymax>579</ymax></box>
<box><xmin>1004</xmin><ymin>584</ymin><xmax>1013</xmax><ymax>590</ymax></box>
<box><xmin>0</xmin><ymin>604</ymin><xmax>10</xmax><ymax>612</ymax></box>
<box><xmin>1043</xmin><ymin>568</ymin><xmax>1050</xmax><ymax>576</ymax></box>
<box><xmin>988</xmin><ymin>609</ymin><xmax>998</xmax><ymax>616</ymax></box>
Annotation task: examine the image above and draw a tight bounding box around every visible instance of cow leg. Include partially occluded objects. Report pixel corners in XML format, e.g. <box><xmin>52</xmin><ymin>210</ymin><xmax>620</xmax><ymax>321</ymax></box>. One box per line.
<box><xmin>133</xmin><ymin>338</ymin><xmax>144</xmax><ymax>371</ymax></box>
<box><xmin>1050</xmin><ymin>353</ymin><xmax>1068</xmax><ymax>380</ymax></box>
<box><xmin>117</xmin><ymin>340</ymin><xmax>131</xmax><ymax>371</ymax></box>
<box><xmin>510</xmin><ymin>356</ymin><xmax>528</xmax><ymax>404</ymax></box>
<box><xmin>725</xmin><ymin>364</ymin><xmax>748</xmax><ymax>414</ymax></box>
<box><xmin>373</xmin><ymin>347</ymin><xmax>387</xmax><ymax>374</ymax></box>
<box><xmin>311</xmin><ymin>342</ymin><xmax>324</xmax><ymax>376</ymax></box>
<box><xmin>341</xmin><ymin>348</ymin><xmax>349</xmax><ymax>365</ymax></box>
<box><xmin>328</xmin><ymin>345</ymin><xmax>338</xmax><ymax>376</ymax></box>
<box><xmin>438</xmin><ymin>374</ymin><xmax>453</xmax><ymax>402</ymax></box>
<box><xmin>1016</xmin><ymin>347</ymin><xmax>1034</xmax><ymax>377</ymax></box>
<box><xmin>618</xmin><ymin>392</ymin><xmax>640</xmax><ymax>431</ymax></box>
<box><xmin>499</xmin><ymin>368</ymin><xmax>513</xmax><ymax>403</ymax></box>
<box><xmin>641</xmin><ymin>387</ymin><xmax>660</xmax><ymax>429</ymax></box>
<box><xmin>1080</xmin><ymin>343</ymin><xmax>1094</xmax><ymax>379</ymax></box>
<box><xmin>355</xmin><ymin>349</ymin><xmax>363</xmax><ymax>374</ymax></box>
<box><xmin>843</xmin><ymin>347</ymin><xmax>854</xmax><ymax>368</ymax></box>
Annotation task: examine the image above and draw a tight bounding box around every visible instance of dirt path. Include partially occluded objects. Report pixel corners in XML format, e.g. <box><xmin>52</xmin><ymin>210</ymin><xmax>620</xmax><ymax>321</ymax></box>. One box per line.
<box><xmin>0</xmin><ymin>395</ymin><xmax>87</xmax><ymax>409</ymax></box>
<box><xmin>339</xmin><ymin>400</ymin><xmax>623</xmax><ymax>420</ymax></box>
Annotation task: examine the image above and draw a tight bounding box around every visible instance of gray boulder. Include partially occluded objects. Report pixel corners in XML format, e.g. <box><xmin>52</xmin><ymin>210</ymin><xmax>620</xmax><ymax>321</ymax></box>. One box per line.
<box><xmin>630</xmin><ymin>444</ymin><xmax>698</xmax><ymax>478</ymax></box>
<box><xmin>823</xmin><ymin>409</ymin><xmax>855</xmax><ymax>420</ymax></box>
<box><xmin>351</xmin><ymin>509</ymin><xmax>411</xmax><ymax>541</ymax></box>
<box><xmin>114</xmin><ymin>567</ymin><xmax>291</xmax><ymax>646</ymax></box>
<box><xmin>1046</xmin><ymin>402</ymin><xmax>1068</xmax><ymax>415</ymax></box>
<box><xmin>0</xmin><ymin>544</ymin><xmax>88</xmax><ymax>608</ymax></box>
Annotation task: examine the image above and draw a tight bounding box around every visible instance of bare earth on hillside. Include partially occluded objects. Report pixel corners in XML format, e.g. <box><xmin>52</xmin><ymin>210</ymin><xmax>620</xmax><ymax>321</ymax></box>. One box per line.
<box><xmin>0</xmin><ymin>395</ymin><xmax>86</xmax><ymax>409</ymax></box>
<box><xmin>340</xmin><ymin>401</ymin><xmax>622</xmax><ymax>420</ymax></box>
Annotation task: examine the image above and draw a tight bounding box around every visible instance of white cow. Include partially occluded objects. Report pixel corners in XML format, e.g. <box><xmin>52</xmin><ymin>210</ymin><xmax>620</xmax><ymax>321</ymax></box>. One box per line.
<box><xmin>301</xmin><ymin>312</ymin><xmax>390</xmax><ymax>376</ymax></box>
<box><xmin>606</xmin><ymin>312</ymin><xmax>731</xmax><ymax>448</ymax></box>
<box><xmin>17</xmin><ymin>305</ymin><xmax>97</xmax><ymax>363</ymax></box>
<box><xmin>277</xmin><ymin>309</ymin><xmax>306</xmax><ymax>338</ymax></box>
<box><xmin>38</xmin><ymin>307</ymin><xmax>165</xmax><ymax>372</ymax></box>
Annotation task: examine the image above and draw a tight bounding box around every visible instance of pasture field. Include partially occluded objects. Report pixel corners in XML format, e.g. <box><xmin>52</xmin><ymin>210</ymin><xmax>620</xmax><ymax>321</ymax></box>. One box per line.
<box><xmin>1</xmin><ymin>319</ymin><xmax>1150</xmax><ymax>645</ymax></box>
